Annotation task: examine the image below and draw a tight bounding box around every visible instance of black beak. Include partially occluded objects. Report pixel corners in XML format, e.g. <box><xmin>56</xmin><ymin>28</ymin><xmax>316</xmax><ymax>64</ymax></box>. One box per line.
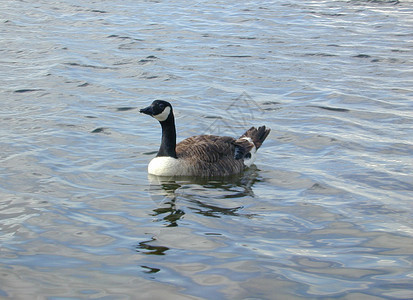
<box><xmin>139</xmin><ymin>105</ymin><xmax>153</xmax><ymax>116</ymax></box>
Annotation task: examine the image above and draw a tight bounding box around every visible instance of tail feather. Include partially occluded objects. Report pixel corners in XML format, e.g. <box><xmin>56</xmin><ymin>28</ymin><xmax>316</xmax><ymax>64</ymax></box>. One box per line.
<box><xmin>241</xmin><ymin>126</ymin><xmax>271</xmax><ymax>150</ymax></box>
<box><xmin>233</xmin><ymin>126</ymin><xmax>270</xmax><ymax>161</ymax></box>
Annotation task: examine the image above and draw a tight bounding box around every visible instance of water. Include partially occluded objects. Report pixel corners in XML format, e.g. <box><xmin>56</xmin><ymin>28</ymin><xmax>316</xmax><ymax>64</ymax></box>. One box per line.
<box><xmin>1</xmin><ymin>0</ymin><xmax>413</xmax><ymax>298</ymax></box>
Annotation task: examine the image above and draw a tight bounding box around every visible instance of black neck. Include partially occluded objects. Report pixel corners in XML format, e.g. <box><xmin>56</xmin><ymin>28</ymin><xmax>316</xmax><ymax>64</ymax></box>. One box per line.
<box><xmin>157</xmin><ymin>113</ymin><xmax>177</xmax><ymax>158</ymax></box>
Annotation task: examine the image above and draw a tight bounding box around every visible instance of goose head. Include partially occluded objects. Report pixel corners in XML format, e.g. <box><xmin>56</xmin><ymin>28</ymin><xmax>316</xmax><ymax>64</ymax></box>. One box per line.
<box><xmin>140</xmin><ymin>100</ymin><xmax>173</xmax><ymax>122</ymax></box>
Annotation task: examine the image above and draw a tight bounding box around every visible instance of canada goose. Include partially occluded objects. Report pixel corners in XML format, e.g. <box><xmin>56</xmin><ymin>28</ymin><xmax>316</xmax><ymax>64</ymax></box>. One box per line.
<box><xmin>140</xmin><ymin>100</ymin><xmax>270</xmax><ymax>177</ymax></box>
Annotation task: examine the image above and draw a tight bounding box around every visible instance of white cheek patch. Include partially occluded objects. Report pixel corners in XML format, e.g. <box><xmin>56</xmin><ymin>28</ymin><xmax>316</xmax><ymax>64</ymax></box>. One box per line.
<box><xmin>153</xmin><ymin>106</ymin><xmax>171</xmax><ymax>122</ymax></box>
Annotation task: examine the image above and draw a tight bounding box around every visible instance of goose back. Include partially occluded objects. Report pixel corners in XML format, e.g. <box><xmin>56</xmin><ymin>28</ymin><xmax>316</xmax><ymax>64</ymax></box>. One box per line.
<box><xmin>176</xmin><ymin>135</ymin><xmax>244</xmax><ymax>177</ymax></box>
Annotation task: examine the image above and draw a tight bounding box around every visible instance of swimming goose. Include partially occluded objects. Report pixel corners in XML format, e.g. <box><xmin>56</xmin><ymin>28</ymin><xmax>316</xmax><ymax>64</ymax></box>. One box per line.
<box><xmin>140</xmin><ymin>100</ymin><xmax>270</xmax><ymax>177</ymax></box>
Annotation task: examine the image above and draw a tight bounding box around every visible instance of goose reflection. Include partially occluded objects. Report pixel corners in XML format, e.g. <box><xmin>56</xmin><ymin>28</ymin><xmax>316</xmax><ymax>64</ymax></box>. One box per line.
<box><xmin>137</xmin><ymin>237</ymin><xmax>169</xmax><ymax>255</ymax></box>
<box><xmin>147</xmin><ymin>166</ymin><xmax>261</xmax><ymax>225</ymax></box>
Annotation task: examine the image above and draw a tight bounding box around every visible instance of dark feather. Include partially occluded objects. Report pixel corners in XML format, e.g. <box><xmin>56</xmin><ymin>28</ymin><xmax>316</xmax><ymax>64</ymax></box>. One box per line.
<box><xmin>240</xmin><ymin>126</ymin><xmax>271</xmax><ymax>149</ymax></box>
<box><xmin>176</xmin><ymin>135</ymin><xmax>244</xmax><ymax>176</ymax></box>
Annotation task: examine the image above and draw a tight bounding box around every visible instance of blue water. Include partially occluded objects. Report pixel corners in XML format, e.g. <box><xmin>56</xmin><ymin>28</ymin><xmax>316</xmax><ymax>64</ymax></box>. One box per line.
<box><xmin>1</xmin><ymin>0</ymin><xmax>413</xmax><ymax>299</ymax></box>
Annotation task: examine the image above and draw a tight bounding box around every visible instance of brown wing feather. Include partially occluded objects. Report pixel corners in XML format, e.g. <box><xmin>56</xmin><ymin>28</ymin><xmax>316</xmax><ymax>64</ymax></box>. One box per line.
<box><xmin>176</xmin><ymin>135</ymin><xmax>235</xmax><ymax>162</ymax></box>
<box><xmin>175</xmin><ymin>135</ymin><xmax>244</xmax><ymax>176</ymax></box>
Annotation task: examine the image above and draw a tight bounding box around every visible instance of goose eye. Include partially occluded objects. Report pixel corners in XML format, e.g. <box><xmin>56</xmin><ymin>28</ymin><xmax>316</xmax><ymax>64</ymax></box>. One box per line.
<box><xmin>159</xmin><ymin>103</ymin><xmax>165</xmax><ymax>110</ymax></box>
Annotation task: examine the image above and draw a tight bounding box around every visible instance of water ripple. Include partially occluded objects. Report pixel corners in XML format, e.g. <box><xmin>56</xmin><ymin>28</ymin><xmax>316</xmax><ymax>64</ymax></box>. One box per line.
<box><xmin>1</xmin><ymin>0</ymin><xmax>412</xmax><ymax>299</ymax></box>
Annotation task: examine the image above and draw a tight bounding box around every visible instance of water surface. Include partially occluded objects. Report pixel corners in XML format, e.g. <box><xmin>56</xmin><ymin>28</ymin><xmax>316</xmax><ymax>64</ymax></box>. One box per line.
<box><xmin>1</xmin><ymin>0</ymin><xmax>413</xmax><ymax>299</ymax></box>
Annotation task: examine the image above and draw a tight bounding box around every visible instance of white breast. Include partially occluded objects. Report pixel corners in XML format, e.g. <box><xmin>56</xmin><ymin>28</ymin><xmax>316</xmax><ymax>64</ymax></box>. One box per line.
<box><xmin>148</xmin><ymin>156</ymin><xmax>190</xmax><ymax>176</ymax></box>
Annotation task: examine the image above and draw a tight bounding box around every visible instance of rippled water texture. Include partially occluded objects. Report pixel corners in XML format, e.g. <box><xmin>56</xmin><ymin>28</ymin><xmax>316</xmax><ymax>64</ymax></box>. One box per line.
<box><xmin>1</xmin><ymin>0</ymin><xmax>413</xmax><ymax>299</ymax></box>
